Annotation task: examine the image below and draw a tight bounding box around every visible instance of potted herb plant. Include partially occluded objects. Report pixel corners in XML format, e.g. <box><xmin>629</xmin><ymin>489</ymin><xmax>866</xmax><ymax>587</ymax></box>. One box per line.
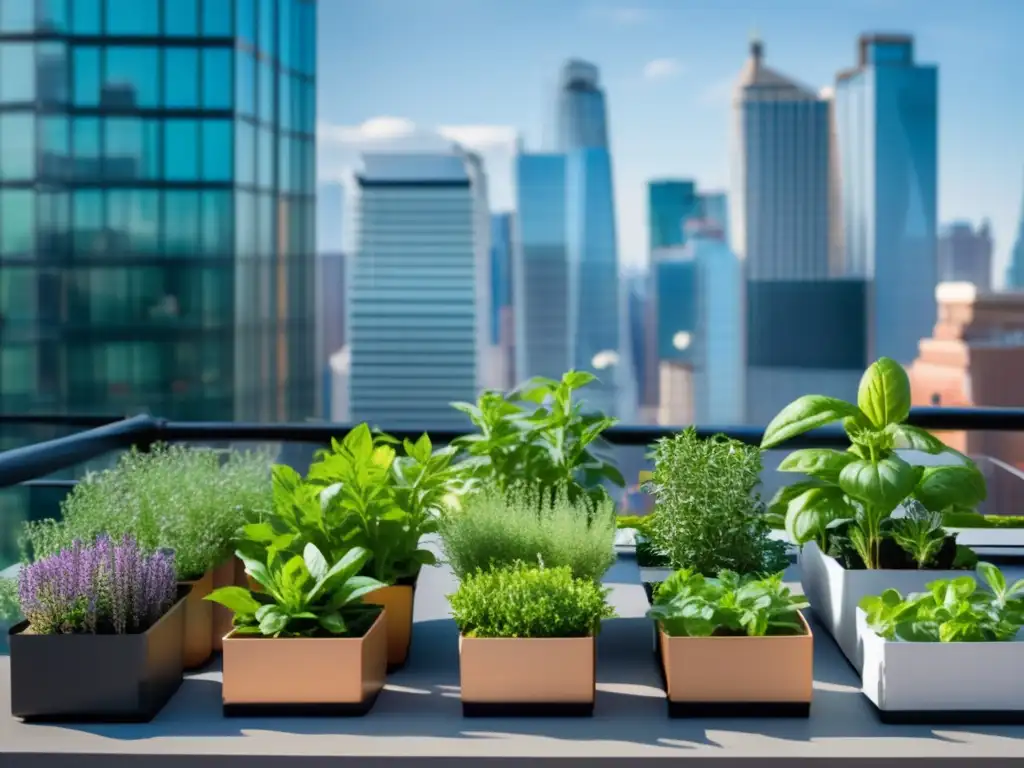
<box><xmin>449</xmin><ymin>562</ymin><xmax>615</xmax><ymax>716</ymax></box>
<box><xmin>761</xmin><ymin>357</ymin><xmax>988</xmax><ymax>671</ymax></box>
<box><xmin>648</xmin><ymin>569</ymin><xmax>813</xmax><ymax>717</ymax></box>
<box><xmin>10</xmin><ymin>535</ymin><xmax>187</xmax><ymax>722</ymax></box>
<box><xmin>19</xmin><ymin>445</ymin><xmax>272</xmax><ymax>669</ymax></box>
<box><xmin>858</xmin><ymin>563</ymin><xmax>1024</xmax><ymax>723</ymax></box>
<box><xmin>206</xmin><ymin>543</ymin><xmax>387</xmax><ymax>716</ymax></box>
<box><xmin>438</xmin><ymin>483</ymin><xmax>616</xmax><ymax>583</ymax></box>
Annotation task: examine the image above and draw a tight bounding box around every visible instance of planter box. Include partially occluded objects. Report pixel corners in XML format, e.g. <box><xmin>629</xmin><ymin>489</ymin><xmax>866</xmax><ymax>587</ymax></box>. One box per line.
<box><xmin>210</xmin><ymin>558</ymin><xmax>245</xmax><ymax>652</ymax></box>
<box><xmin>9</xmin><ymin>587</ymin><xmax>189</xmax><ymax>723</ymax></box>
<box><xmin>799</xmin><ymin>541</ymin><xmax>967</xmax><ymax>673</ymax></box>
<box><xmin>221</xmin><ymin>608</ymin><xmax>387</xmax><ymax>717</ymax></box>
<box><xmin>459</xmin><ymin>635</ymin><xmax>595</xmax><ymax>717</ymax></box>
<box><xmin>658</xmin><ymin>612</ymin><xmax>813</xmax><ymax>718</ymax></box>
<box><xmin>858</xmin><ymin>609</ymin><xmax>1024</xmax><ymax>724</ymax></box>
<box><xmin>180</xmin><ymin>569</ymin><xmax>214</xmax><ymax>669</ymax></box>
<box><xmin>362</xmin><ymin>569</ymin><xmax>418</xmax><ymax>670</ymax></box>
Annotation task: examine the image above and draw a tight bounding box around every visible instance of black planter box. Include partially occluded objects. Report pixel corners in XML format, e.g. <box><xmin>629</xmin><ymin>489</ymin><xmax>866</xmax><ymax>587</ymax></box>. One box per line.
<box><xmin>9</xmin><ymin>586</ymin><xmax>190</xmax><ymax>723</ymax></box>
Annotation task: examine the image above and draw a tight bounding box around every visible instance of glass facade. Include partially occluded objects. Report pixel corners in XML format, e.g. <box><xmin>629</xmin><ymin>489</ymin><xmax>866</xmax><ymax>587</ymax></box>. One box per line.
<box><xmin>1009</xmin><ymin>180</ymin><xmax>1024</xmax><ymax>289</ymax></box>
<box><xmin>648</xmin><ymin>180</ymin><xmax>699</xmax><ymax>249</ymax></box>
<box><xmin>489</xmin><ymin>212</ymin><xmax>512</xmax><ymax>346</ymax></box>
<box><xmin>0</xmin><ymin>0</ymin><xmax>317</xmax><ymax>422</ymax></box>
<box><xmin>556</xmin><ymin>60</ymin><xmax>608</xmax><ymax>152</ymax></box>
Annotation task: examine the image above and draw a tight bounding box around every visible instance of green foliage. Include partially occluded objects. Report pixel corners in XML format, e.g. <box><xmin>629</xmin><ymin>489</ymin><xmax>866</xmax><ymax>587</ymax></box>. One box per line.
<box><xmin>644</xmin><ymin>428</ymin><xmax>789</xmax><ymax>576</ymax></box>
<box><xmin>0</xmin><ymin>576</ymin><xmax>20</xmax><ymax>622</ymax></box>
<box><xmin>860</xmin><ymin>562</ymin><xmax>1024</xmax><ymax>643</ymax></box>
<box><xmin>451</xmin><ymin>370</ymin><xmax>624</xmax><ymax>508</ymax></box>
<box><xmin>437</xmin><ymin>483</ymin><xmax>616</xmax><ymax>582</ymax></box>
<box><xmin>21</xmin><ymin>445</ymin><xmax>273</xmax><ymax>581</ymax></box>
<box><xmin>447</xmin><ymin>562</ymin><xmax>615</xmax><ymax>638</ymax></box>
<box><xmin>763</xmin><ymin>357</ymin><xmax>987</xmax><ymax>568</ymax></box>
<box><xmin>888</xmin><ymin>500</ymin><xmax>947</xmax><ymax>569</ymax></box>
<box><xmin>206</xmin><ymin>544</ymin><xmax>385</xmax><ymax>638</ymax></box>
<box><xmin>648</xmin><ymin>569</ymin><xmax>808</xmax><ymax>637</ymax></box>
<box><xmin>615</xmin><ymin>514</ymin><xmax>655</xmax><ymax>537</ymax></box>
<box><xmin>943</xmin><ymin>512</ymin><xmax>1024</xmax><ymax>529</ymax></box>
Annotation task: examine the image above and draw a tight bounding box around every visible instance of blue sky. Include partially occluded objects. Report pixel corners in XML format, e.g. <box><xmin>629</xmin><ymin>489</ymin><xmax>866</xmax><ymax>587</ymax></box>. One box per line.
<box><xmin>316</xmin><ymin>0</ymin><xmax>1024</xmax><ymax>283</ymax></box>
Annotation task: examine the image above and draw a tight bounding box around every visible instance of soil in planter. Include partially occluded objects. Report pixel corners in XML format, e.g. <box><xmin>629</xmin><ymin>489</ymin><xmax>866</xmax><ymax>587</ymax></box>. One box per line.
<box><xmin>826</xmin><ymin>523</ymin><xmax>971</xmax><ymax>571</ymax></box>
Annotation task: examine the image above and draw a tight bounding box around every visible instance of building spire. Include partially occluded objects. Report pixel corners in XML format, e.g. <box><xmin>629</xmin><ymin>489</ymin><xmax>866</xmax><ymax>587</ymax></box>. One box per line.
<box><xmin>750</xmin><ymin>26</ymin><xmax>763</xmax><ymax>64</ymax></box>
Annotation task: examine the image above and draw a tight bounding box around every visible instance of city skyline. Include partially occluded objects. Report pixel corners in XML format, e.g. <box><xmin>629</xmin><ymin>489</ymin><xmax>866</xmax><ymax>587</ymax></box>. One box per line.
<box><xmin>317</xmin><ymin>0</ymin><xmax>1024</xmax><ymax>285</ymax></box>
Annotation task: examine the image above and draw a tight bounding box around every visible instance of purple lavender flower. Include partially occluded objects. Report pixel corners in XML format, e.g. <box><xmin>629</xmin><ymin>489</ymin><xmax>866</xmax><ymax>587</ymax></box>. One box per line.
<box><xmin>17</xmin><ymin>535</ymin><xmax>177</xmax><ymax>635</ymax></box>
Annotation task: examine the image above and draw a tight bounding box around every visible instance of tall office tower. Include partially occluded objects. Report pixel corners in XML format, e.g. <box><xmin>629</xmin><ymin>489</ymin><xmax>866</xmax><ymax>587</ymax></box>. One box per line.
<box><xmin>349</xmin><ymin>152</ymin><xmax>483</xmax><ymax>429</ymax></box>
<box><xmin>464</xmin><ymin>151</ymin><xmax>497</xmax><ymax>392</ymax></box>
<box><xmin>626</xmin><ymin>273</ymin><xmax>651</xmax><ymax>423</ymax></box>
<box><xmin>835</xmin><ymin>34</ymin><xmax>938</xmax><ymax>363</ymax></box>
<box><xmin>556</xmin><ymin>60</ymin><xmax>634</xmax><ymax>418</ymax></box>
<box><xmin>938</xmin><ymin>221</ymin><xmax>993</xmax><ymax>291</ymax></box>
<box><xmin>490</xmin><ymin>212</ymin><xmax>515</xmax><ymax>387</ymax></box>
<box><xmin>699</xmin><ymin>192</ymin><xmax>730</xmax><ymax>247</ymax></box>
<box><xmin>514</xmin><ymin>153</ymin><xmax>570</xmax><ymax>382</ymax></box>
<box><xmin>0</xmin><ymin>0</ymin><xmax>317</xmax><ymax>425</ymax></box>
<box><xmin>1007</xmin><ymin>171</ymin><xmax>1024</xmax><ymax>290</ymax></box>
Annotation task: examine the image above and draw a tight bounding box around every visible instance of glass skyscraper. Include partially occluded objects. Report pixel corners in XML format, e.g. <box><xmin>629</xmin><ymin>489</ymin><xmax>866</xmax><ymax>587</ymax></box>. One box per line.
<box><xmin>649</xmin><ymin>180</ymin><xmax>699</xmax><ymax>249</ymax></box>
<box><xmin>835</xmin><ymin>34</ymin><xmax>938</xmax><ymax>364</ymax></box>
<box><xmin>489</xmin><ymin>212</ymin><xmax>512</xmax><ymax>346</ymax></box>
<box><xmin>1006</xmin><ymin>170</ymin><xmax>1024</xmax><ymax>290</ymax></box>
<box><xmin>0</xmin><ymin>0</ymin><xmax>317</xmax><ymax>422</ymax></box>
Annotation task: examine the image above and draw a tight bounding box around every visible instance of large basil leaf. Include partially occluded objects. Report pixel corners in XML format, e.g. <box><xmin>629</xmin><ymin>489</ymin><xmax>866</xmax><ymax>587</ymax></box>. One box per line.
<box><xmin>838</xmin><ymin>454</ymin><xmax>920</xmax><ymax>510</ymax></box>
<box><xmin>887</xmin><ymin>424</ymin><xmax>948</xmax><ymax>454</ymax></box>
<box><xmin>857</xmin><ymin>357</ymin><xmax>911</xmax><ymax>429</ymax></box>
<box><xmin>761</xmin><ymin>396</ymin><xmax>865</xmax><ymax>449</ymax></box>
<box><xmin>777</xmin><ymin>449</ymin><xmax>856</xmax><ymax>483</ymax></box>
<box><xmin>915</xmin><ymin>464</ymin><xmax>987</xmax><ymax>510</ymax></box>
<box><xmin>785</xmin><ymin>486</ymin><xmax>851</xmax><ymax>544</ymax></box>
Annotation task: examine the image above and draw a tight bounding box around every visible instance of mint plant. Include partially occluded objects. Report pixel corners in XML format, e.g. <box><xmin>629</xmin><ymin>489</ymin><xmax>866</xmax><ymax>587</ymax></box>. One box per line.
<box><xmin>859</xmin><ymin>562</ymin><xmax>1024</xmax><ymax>642</ymax></box>
<box><xmin>451</xmin><ymin>370</ymin><xmax>624</xmax><ymax>508</ymax></box>
<box><xmin>762</xmin><ymin>357</ymin><xmax>987</xmax><ymax>569</ymax></box>
<box><xmin>206</xmin><ymin>544</ymin><xmax>385</xmax><ymax>638</ymax></box>
<box><xmin>648</xmin><ymin>569</ymin><xmax>808</xmax><ymax>637</ymax></box>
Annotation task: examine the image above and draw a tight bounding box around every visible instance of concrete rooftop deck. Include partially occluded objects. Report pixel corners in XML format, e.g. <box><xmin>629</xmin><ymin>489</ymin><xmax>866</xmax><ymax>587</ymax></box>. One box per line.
<box><xmin>5</xmin><ymin>549</ymin><xmax>1024</xmax><ymax>767</ymax></box>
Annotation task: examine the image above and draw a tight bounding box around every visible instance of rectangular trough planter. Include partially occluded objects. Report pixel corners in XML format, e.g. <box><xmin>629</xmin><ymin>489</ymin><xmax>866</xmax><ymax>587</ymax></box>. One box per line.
<box><xmin>221</xmin><ymin>608</ymin><xmax>387</xmax><ymax>717</ymax></box>
<box><xmin>9</xmin><ymin>587</ymin><xmax>190</xmax><ymax>723</ymax></box>
<box><xmin>859</xmin><ymin>610</ymin><xmax>1024</xmax><ymax>724</ymax></box>
<box><xmin>799</xmin><ymin>541</ymin><xmax>968</xmax><ymax>673</ymax></box>
<box><xmin>181</xmin><ymin>569</ymin><xmax>214</xmax><ymax>669</ymax></box>
<box><xmin>658</xmin><ymin>612</ymin><xmax>813</xmax><ymax>718</ymax></box>
<box><xmin>459</xmin><ymin>635</ymin><xmax>596</xmax><ymax>717</ymax></box>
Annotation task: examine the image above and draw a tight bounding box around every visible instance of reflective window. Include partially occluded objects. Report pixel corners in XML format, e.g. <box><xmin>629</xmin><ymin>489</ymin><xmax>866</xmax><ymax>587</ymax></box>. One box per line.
<box><xmin>72</xmin><ymin>117</ymin><xmax>100</xmax><ymax>179</ymax></box>
<box><xmin>104</xmin><ymin>118</ymin><xmax>161</xmax><ymax>179</ymax></box>
<box><xmin>37</xmin><ymin>0</ymin><xmax>69</xmax><ymax>31</ymax></box>
<box><xmin>165</xmin><ymin>119</ymin><xmax>199</xmax><ymax>180</ymax></box>
<box><xmin>278</xmin><ymin>71</ymin><xmax>291</xmax><ymax>131</ymax></box>
<box><xmin>0</xmin><ymin>267</ymin><xmax>36</xmax><ymax>320</ymax></box>
<box><xmin>1</xmin><ymin>190</ymin><xmax>36</xmax><ymax>254</ymax></box>
<box><xmin>164</xmin><ymin>48</ymin><xmax>199</xmax><ymax>108</ymax></box>
<box><xmin>104</xmin><ymin>47</ymin><xmax>160</xmax><ymax>108</ymax></box>
<box><xmin>258</xmin><ymin>193</ymin><xmax>273</xmax><ymax>255</ymax></box>
<box><xmin>257</xmin><ymin>126</ymin><xmax>272</xmax><ymax>188</ymax></box>
<box><xmin>302</xmin><ymin>78</ymin><xmax>314</xmax><ymax>133</ymax></box>
<box><xmin>0</xmin><ymin>114</ymin><xmax>36</xmax><ymax>180</ymax></box>
<box><xmin>0</xmin><ymin>347</ymin><xmax>37</xmax><ymax>396</ymax></box>
<box><xmin>39</xmin><ymin>117</ymin><xmax>69</xmax><ymax>178</ymax></box>
<box><xmin>201</xmin><ymin>47</ymin><xmax>232</xmax><ymax>108</ymax></box>
<box><xmin>278</xmin><ymin>0</ymin><xmax>293</xmax><ymax>71</ymax></box>
<box><xmin>107</xmin><ymin>190</ymin><xmax>160</xmax><ymax>254</ymax></box>
<box><xmin>72</xmin><ymin>47</ymin><xmax>101</xmax><ymax>106</ymax></box>
<box><xmin>38</xmin><ymin>190</ymin><xmax>70</xmax><ymax>240</ymax></box>
<box><xmin>237</xmin><ymin>0</ymin><xmax>255</xmax><ymax>44</ymax></box>
<box><xmin>164</xmin><ymin>191</ymin><xmax>200</xmax><ymax>254</ymax></box>
<box><xmin>0</xmin><ymin>0</ymin><xmax>34</xmax><ymax>32</ymax></box>
<box><xmin>201</xmin><ymin>120</ymin><xmax>232</xmax><ymax>181</ymax></box>
<box><xmin>258</xmin><ymin>0</ymin><xmax>274</xmax><ymax>57</ymax></box>
<box><xmin>235</xmin><ymin>121</ymin><xmax>254</xmax><ymax>184</ymax></box>
<box><xmin>164</xmin><ymin>0</ymin><xmax>197</xmax><ymax>36</ymax></box>
<box><xmin>300</xmin><ymin>0</ymin><xmax>315</xmax><ymax>76</ymax></box>
<box><xmin>0</xmin><ymin>43</ymin><xmax>36</xmax><ymax>102</ymax></box>
<box><xmin>38</xmin><ymin>42</ymin><xmax>68</xmax><ymax>104</ymax></box>
<box><xmin>105</xmin><ymin>0</ymin><xmax>159</xmax><ymax>35</ymax></box>
<box><xmin>258</xmin><ymin>60</ymin><xmax>274</xmax><ymax>123</ymax></box>
<box><xmin>71</xmin><ymin>0</ymin><xmax>100</xmax><ymax>34</ymax></box>
<box><xmin>73</xmin><ymin>190</ymin><xmax>103</xmax><ymax>253</ymax></box>
<box><xmin>202</xmin><ymin>0</ymin><xmax>232</xmax><ymax>35</ymax></box>
<box><xmin>236</xmin><ymin>51</ymin><xmax>255</xmax><ymax>116</ymax></box>
<box><xmin>201</xmin><ymin>191</ymin><xmax>232</xmax><ymax>256</ymax></box>
<box><xmin>235</xmin><ymin>190</ymin><xmax>255</xmax><ymax>257</ymax></box>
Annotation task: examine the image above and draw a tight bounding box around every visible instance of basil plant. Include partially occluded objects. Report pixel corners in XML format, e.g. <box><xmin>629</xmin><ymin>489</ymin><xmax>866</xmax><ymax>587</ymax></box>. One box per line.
<box><xmin>761</xmin><ymin>357</ymin><xmax>987</xmax><ymax>570</ymax></box>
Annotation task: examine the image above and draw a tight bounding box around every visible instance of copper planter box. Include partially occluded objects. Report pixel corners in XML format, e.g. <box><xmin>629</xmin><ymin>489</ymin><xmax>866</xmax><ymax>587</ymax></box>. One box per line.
<box><xmin>9</xmin><ymin>588</ymin><xmax>189</xmax><ymax>723</ymax></box>
<box><xmin>210</xmin><ymin>558</ymin><xmax>245</xmax><ymax>651</ymax></box>
<box><xmin>459</xmin><ymin>635</ymin><xmax>596</xmax><ymax>717</ymax></box>
<box><xmin>363</xmin><ymin>583</ymin><xmax>414</xmax><ymax>670</ymax></box>
<box><xmin>658</xmin><ymin>612</ymin><xmax>813</xmax><ymax>717</ymax></box>
<box><xmin>180</xmin><ymin>569</ymin><xmax>214</xmax><ymax>669</ymax></box>
<box><xmin>221</xmin><ymin>609</ymin><xmax>388</xmax><ymax>716</ymax></box>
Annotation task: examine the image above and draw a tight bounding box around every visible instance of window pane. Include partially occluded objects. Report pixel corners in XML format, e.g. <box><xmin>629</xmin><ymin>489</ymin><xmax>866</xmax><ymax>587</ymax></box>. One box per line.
<box><xmin>38</xmin><ymin>42</ymin><xmax>68</xmax><ymax>103</ymax></box>
<box><xmin>0</xmin><ymin>267</ymin><xmax>36</xmax><ymax>321</ymax></box>
<box><xmin>73</xmin><ymin>46</ymin><xmax>100</xmax><ymax>106</ymax></box>
<box><xmin>164</xmin><ymin>48</ymin><xmax>199</xmax><ymax>108</ymax></box>
<box><xmin>73</xmin><ymin>190</ymin><xmax>103</xmax><ymax>253</ymax></box>
<box><xmin>277</xmin><ymin>133</ymin><xmax>290</xmax><ymax>192</ymax></box>
<box><xmin>164</xmin><ymin>119</ymin><xmax>199</xmax><ymax>180</ymax></box>
<box><xmin>39</xmin><ymin>116</ymin><xmax>69</xmax><ymax>178</ymax></box>
<box><xmin>278</xmin><ymin>70</ymin><xmax>291</xmax><ymax>131</ymax></box>
<box><xmin>301</xmin><ymin>0</ymin><xmax>315</xmax><ymax>75</ymax></box>
<box><xmin>278</xmin><ymin>0</ymin><xmax>293</xmax><ymax>70</ymax></box>
<box><xmin>71</xmin><ymin>0</ymin><xmax>100</xmax><ymax>33</ymax></box>
<box><xmin>1</xmin><ymin>347</ymin><xmax>37</xmax><ymax>396</ymax></box>
<box><xmin>0</xmin><ymin>43</ymin><xmax>36</xmax><ymax>103</ymax></box>
<box><xmin>236</xmin><ymin>50</ymin><xmax>255</xmax><ymax>116</ymax></box>
<box><xmin>104</xmin><ymin>118</ymin><xmax>161</xmax><ymax>179</ymax></box>
<box><xmin>0</xmin><ymin>0</ymin><xmax>34</xmax><ymax>32</ymax></box>
<box><xmin>1</xmin><ymin>190</ymin><xmax>36</xmax><ymax>255</ymax></box>
<box><xmin>257</xmin><ymin>126</ymin><xmax>272</xmax><ymax>188</ymax></box>
<box><xmin>257</xmin><ymin>0</ymin><xmax>274</xmax><ymax>56</ymax></box>
<box><xmin>164</xmin><ymin>191</ymin><xmax>200</xmax><ymax>254</ymax></box>
<box><xmin>258</xmin><ymin>60</ymin><xmax>273</xmax><ymax>123</ymax></box>
<box><xmin>235</xmin><ymin>121</ymin><xmax>254</xmax><ymax>184</ymax></box>
<box><xmin>201</xmin><ymin>191</ymin><xmax>232</xmax><ymax>256</ymax></box>
<box><xmin>235</xmin><ymin>190</ymin><xmax>255</xmax><ymax>257</ymax></box>
<box><xmin>303</xmin><ymin>78</ymin><xmax>314</xmax><ymax>133</ymax></box>
<box><xmin>201</xmin><ymin>0</ymin><xmax>232</xmax><ymax>35</ymax></box>
<box><xmin>104</xmin><ymin>47</ymin><xmax>160</xmax><ymax>108</ymax></box>
<box><xmin>37</xmin><ymin>0</ymin><xmax>68</xmax><ymax>31</ymax></box>
<box><xmin>201</xmin><ymin>120</ymin><xmax>232</xmax><ymax>181</ymax></box>
<box><xmin>105</xmin><ymin>0</ymin><xmax>159</xmax><ymax>35</ymax></box>
<box><xmin>237</xmin><ymin>0</ymin><xmax>254</xmax><ymax>44</ymax></box>
<box><xmin>0</xmin><ymin>113</ymin><xmax>36</xmax><ymax>180</ymax></box>
<box><xmin>72</xmin><ymin>117</ymin><xmax>100</xmax><ymax>182</ymax></box>
<box><xmin>258</xmin><ymin>194</ymin><xmax>273</xmax><ymax>255</ymax></box>
<box><xmin>164</xmin><ymin>0</ymin><xmax>197</xmax><ymax>35</ymax></box>
<box><xmin>201</xmin><ymin>47</ymin><xmax>232</xmax><ymax>108</ymax></box>
<box><xmin>107</xmin><ymin>190</ymin><xmax>159</xmax><ymax>254</ymax></box>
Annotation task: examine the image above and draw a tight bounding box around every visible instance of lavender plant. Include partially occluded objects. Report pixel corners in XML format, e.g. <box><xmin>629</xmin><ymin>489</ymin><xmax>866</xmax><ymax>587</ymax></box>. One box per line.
<box><xmin>17</xmin><ymin>535</ymin><xmax>177</xmax><ymax>635</ymax></box>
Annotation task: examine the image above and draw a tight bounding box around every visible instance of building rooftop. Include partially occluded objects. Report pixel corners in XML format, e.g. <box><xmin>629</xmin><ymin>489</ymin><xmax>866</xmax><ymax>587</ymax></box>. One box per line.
<box><xmin>358</xmin><ymin>152</ymin><xmax>470</xmax><ymax>184</ymax></box>
<box><xmin>736</xmin><ymin>38</ymin><xmax>819</xmax><ymax>100</ymax></box>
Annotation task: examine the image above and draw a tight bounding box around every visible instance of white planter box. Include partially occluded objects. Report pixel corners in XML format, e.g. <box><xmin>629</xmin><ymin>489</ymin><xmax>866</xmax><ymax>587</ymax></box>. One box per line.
<box><xmin>858</xmin><ymin>609</ymin><xmax>1024</xmax><ymax>723</ymax></box>
<box><xmin>799</xmin><ymin>542</ymin><xmax>966</xmax><ymax>673</ymax></box>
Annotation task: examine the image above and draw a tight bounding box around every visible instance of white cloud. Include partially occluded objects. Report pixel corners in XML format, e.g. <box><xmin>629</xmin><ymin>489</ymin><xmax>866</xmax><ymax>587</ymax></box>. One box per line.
<box><xmin>438</xmin><ymin>125</ymin><xmax>520</xmax><ymax>151</ymax></box>
<box><xmin>317</xmin><ymin>116</ymin><xmax>418</xmax><ymax>144</ymax></box>
<box><xmin>642</xmin><ymin>58</ymin><xmax>683</xmax><ymax>81</ymax></box>
<box><xmin>318</xmin><ymin>117</ymin><xmax>518</xmax><ymax>152</ymax></box>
